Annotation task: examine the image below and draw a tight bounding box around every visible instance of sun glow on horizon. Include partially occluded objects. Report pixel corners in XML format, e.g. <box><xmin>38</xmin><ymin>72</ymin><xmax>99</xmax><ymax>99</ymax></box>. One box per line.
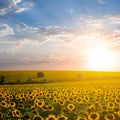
<box><xmin>87</xmin><ymin>47</ymin><xmax>116</xmax><ymax>71</ymax></box>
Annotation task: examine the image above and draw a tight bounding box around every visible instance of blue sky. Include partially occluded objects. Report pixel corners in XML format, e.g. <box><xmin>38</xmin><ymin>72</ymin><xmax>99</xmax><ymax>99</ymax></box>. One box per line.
<box><xmin>0</xmin><ymin>0</ymin><xmax>120</xmax><ymax>71</ymax></box>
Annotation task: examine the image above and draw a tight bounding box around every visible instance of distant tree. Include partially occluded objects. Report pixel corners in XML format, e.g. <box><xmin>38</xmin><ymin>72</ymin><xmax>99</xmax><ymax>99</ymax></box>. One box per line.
<box><xmin>16</xmin><ymin>78</ymin><xmax>20</xmax><ymax>84</ymax></box>
<box><xmin>37</xmin><ymin>72</ymin><xmax>44</xmax><ymax>78</ymax></box>
<box><xmin>76</xmin><ymin>74</ymin><xmax>82</xmax><ymax>80</ymax></box>
<box><xmin>43</xmin><ymin>78</ymin><xmax>46</xmax><ymax>83</ymax></box>
<box><xmin>26</xmin><ymin>78</ymin><xmax>32</xmax><ymax>84</ymax></box>
<box><xmin>0</xmin><ymin>75</ymin><xmax>6</xmax><ymax>84</ymax></box>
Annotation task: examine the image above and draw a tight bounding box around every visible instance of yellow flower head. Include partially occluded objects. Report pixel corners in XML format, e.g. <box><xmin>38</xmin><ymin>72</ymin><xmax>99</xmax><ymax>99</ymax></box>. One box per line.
<box><xmin>67</xmin><ymin>103</ymin><xmax>75</xmax><ymax>111</ymax></box>
<box><xmin>33</xmin><ymin>115</ymin><xmax>44</xmax><ymax>120</ymax></box>
<box><xmin>47</xmin><ymin>105</ymin><xmax>54</xmax><ymax>111</ymax></box>
<box><xmin>59</xmin><ymin>100</ymin><xmax>65</xmax><ymax>106</ymax></box>
<box><xmin>9</xmin><ymin>102</ymin><xmax>16</xmax><ymax>108</ymax></box>
<box><xmin>58</xmin><ymin>115</ymin><xmax>68</xmax><ymax>120</ymax></box>
<box><xmin>88</xmin><ymin>112</ymin><xmax>99</xmax><ymax>120</ymax></box>
<box><xmin>1</xmin><ymin>101</ymin><xmax>7</xmax><ymax>108</ymax></box>
<box><xmin>76</xmin><ymin>98</ymin><xmax>83</xmax><ymax>104</ymax></box>
<box><xmin>0</xmin><ymin>112</ymin><xmax>3</xmax><ymax>119</ymax></box>
<box><xmin>108</xmin><ymin>102</ymin><xmax>115</xmax><ymax>109</ymax></box>
<box><xmin>37</xmin><ymin>100</ymin><xmax>44</xmax><ymax>108</ymax></box>
<box><xmin>77</xmin><ymin>116</ymin><xmax>87</xmax><ymax>120</ymax></box>
<box><xmin>105</xmin><ymin>114</ymin><xmax>115</xmax><ymax>120</ymax></box>
<box><xmin>46</xmin><ymin>115</ymin><xmax>57</xmax><ymax>120</ymax></box>
<box><xmin>15</xmin><ymin>110</ymin><xmax>21</xmax><ymax>117</ymax></box>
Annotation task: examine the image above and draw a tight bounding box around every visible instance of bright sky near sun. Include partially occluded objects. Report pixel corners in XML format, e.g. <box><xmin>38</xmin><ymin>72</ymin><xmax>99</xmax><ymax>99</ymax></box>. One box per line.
<box><xmin>0</xmin><ymin>0</ymin><xmax>120</xmax><ymax>71</ymax></box>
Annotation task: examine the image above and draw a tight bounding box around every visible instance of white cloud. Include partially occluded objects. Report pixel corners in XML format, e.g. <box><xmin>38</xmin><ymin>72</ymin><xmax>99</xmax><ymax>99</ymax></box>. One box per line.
<box><xmin>17</xmin><ymin>22</ymin><xmax>29</xmax><ymax>32</ymax></box>
<box><xmin>1</xmin><ymin>15</ymin><xmax>120</xmax><ymax>56</ymax></box>
<box><xmin>11</xmin><ymin>0</ymin><xmax>21</xmax><ymax>6</ymax></box>
<box><xmin>15</xmin><ymin>7</ymin><xmax>28</xmax><ymax>13</ymax></box>
<box><xmin>85</xmin><ymin>18</ymin><xmax>105</xmax><ymax>29</ymax></box>
<box><xmin>67</xmin><ymin>9</ymin><xmax>74</xmax><ymax>14</ymax></box>
<box><xmin>21</xmin><ymin>54</ymin><xmax>76</xmax><ymax>66</ymax></box>
<box><xmin>0</xmin><ymin>0</ymin><xmax>33</xmax><ymax>15</ymax></box>
<box><xmin>97</xmin><ymin>0</ymin><xmax>106</xmax><ymax>4</ymax></box>
<box><xmin>105</xmin><ymin>29</ymin><xmax>120</xmax><ymax>48</ymax></box>
<box><xmin>0</xmin><ymin>24</ymin><xmax>14</xmax><ymax>37</ymax></box>
<box><xmin>15</xmin><ymin>1</ymin><xmax>34</xmax><ymax>13</ymax></box>
<box><xmin>104</xmin><ymin>15</ymin><xmax>120</xmax><ymax>24</ymax></box>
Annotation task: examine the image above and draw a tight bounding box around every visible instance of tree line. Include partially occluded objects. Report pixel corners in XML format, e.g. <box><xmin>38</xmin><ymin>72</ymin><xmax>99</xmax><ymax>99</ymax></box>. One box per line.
<box><xmin>0</xmin><ymin>72</ymin><xmax>46</xmax><ymax>85</ymax></box>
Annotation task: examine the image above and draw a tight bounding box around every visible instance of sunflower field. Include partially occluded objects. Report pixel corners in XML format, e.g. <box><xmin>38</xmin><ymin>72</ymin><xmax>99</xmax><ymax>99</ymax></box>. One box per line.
<box><xmin>0</xmin><ymin>80</ymin><xmax>120</xmax><ymax>120</ymax></box>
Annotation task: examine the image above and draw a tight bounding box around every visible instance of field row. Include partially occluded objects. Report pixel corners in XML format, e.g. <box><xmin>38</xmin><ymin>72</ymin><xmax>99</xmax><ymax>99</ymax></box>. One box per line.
<box><xmin>0</xmin><ymin>81</ymin><xmax>120</xmax><ymax>120</ymax></box>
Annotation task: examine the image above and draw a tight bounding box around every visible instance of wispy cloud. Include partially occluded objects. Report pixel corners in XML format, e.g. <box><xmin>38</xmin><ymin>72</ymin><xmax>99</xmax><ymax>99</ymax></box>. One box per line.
<box><xmin>67</xmin><ymin>9</ymin><xmax>74</xmax><ymax>14</ymax></box>
<box><xmin>97</xmin><ymin>0</ymin><xmax>106</xmax><ymax>4</ymax></box>
<box><xmin>1</xmin><ymin>14</ymin><xmax>120</xmax><ymax>55</ymax></box>
<box><xmin>0</xmin><ymin>23</ymin><xmax>14</xmax><ymax>37</ymax></box>
<box><xmin>0</xmin><ymin>0</ymin><xmax>34</xmax><ymax>16</ymax></box>
<box><xmin>17</xmin><ymin>22</ymin><xmax>29</xmax><ymax>32</ymax></box>
<box><xmin>0</xmin><ymin>14</ymin><xmax>120</xmax><ymax>70</ymax></box>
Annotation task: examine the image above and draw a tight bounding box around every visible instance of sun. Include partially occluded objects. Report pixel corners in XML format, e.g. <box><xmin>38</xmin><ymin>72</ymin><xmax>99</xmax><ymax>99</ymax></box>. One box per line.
<box><xmin>87</xmin><ymin>47</ymin><xmax>116</xmax><ymax>71</ymax></box>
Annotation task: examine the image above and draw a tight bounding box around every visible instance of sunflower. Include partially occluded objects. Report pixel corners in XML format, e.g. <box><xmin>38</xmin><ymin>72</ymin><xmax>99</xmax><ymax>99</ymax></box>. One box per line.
<box><xmin>20</xmin><ymin>94</ymin><xmax>24</xmax><ymax>98</ymax></box>
<box><xmin>76</xmin><ymin>98</ymin><xmax>83</xmax><ymax>104</ymax></box>
<box><xmin>9</xmin><ymin>95</ymin><xmax>13</xmax><ymax>99</ymax></box>
<box><xmin>94</xmin><ymin>96</ymin><xmax>101</xmax><ymax>103</ymax></box>
<box><xmin>0</xmin><ymin>100</ymin><xmax>7</xmax><ymax>108</ymax></box>
<box><xmin>16</xmin><ymin>95</ymin><xmax>20</xmax><ymax>100</ymax></box>
<box><xmin>0</xmin><ymin>112</ymin><xmax>3</xmax><ymax>119</ymax></box>
<box><xmin>115</xmin><ymin>98</ymin><xmax>120</xmax><ymax>104</ymax></box>
<box><xmin>101</xmin><ymin>105</ymin><xmax>107</xmax><ymax>110</ymax></box>
<box><xmin>12</xmin><ymin>109</ymin><xmax>16</xmax><ymax>117</ymax></box>
<box><xmin>33</xmin><ymin>115</ymin><xmax>44</xmax><ymax>120</ymax></box>
<box><xmin>24</xmin><ymin>115</ymin><xmax>31</xmax><ymax>120</ymax></box>
<box><xmin>31</xmin><ymin>105</ymin><xmax>36</xmax><ymax>111</ymax></box>
<box><xmin>77</xmin><ymin>116</ymin><xmax>87</xmax><ymax>120</ymax></box>
<box><xmin>68</xmin><ymin>97</ymin><xmax>74</xmax><ymax>102</ymax></box>
<box><xmin>45</xmin><ymin>93</ymin><xmax>51</xmax><ymax>98</ymax></box>
<box><xmin>8</xmin><ymin>102</ymin><xmax>16</xmax><ymax>108</ymax></box>
<box><xmin>89</xmin><ymin>105</ymin><xmax>95</xmax><ymax>111</ymax></box>
<box><xmin>47</xmin><ymin>105</ymin><xmax>54</xmax><ymax>111</ymax></box>
<box><xmin>88</xmin><ymin>112</ymin><xmax>99</xmax><ymax>120</ymax></box>
<box><xmin>113</xmin><ymin>107</ymin><xmax>119</xmax><ymax>114</ymax></box>
<box><xmin>104</xmin><ymin>96</ymin><xmax>109</xmax><ymax>101</ymax></box>
<box><xmin>105</xmin><ymin>114</ymin><xmax>115</xmax><ymax>120</ymax></box>
<box><xmin>0</xmin><ymin>93</ymin><xmax>3</xmax><ymax>98</ymax></box>
<box><xmin>42</xmin><ymin>105</ymin><xmax>47</xmax><ymax>111</ymax></box>
<box><xmin>37</xmin><ymin>100</ymin><xmax>44</xmax><ymax>108</ymax></box>
<box><xmin>67</xmin><ymin>103</ymin><xmax>75</xmax><ymax>111</ymax></box>
<box><xmin>46</xmin><ymin>115</ymin><xmax>57</xmax><ymax>120</ymax></box>
<box><xmin>33</xmin><ymin>110</ymin><xmax>38</xmax><ymax>115</ymax></box>
<box><xmin>101</xmin><ymin>110</ymin><xmax>108</xmax><ymax>117</ymax></box>
<box><xmin>53</xmin><ymin>99</ymin><xmax>58</xmax><ymax>104</ymax></box>
<box><xmin>57</xmin><ymin>115</ymin><xmax>68</xmax><ymax>120</ymax></box>
<box><xmin>86</xmin><ymin>108</ymin><xmax>92</xmax><ymax>114</ymax></box>
<box><xmin>94</xmin><ymin>102</ymin><xmax>100</xmax><ymax>107</ymax></box>
<box><xmin>107</xmin><ymin>102</ymin><xmax>115</xmax><ymax>109</ymax></box>
<box><xmin>83</xmin><ymin>96</ymin><xmax>89</xmax><ymax>102</ymax></box>
<box><xmin>117</xmin><ymin>110</ymin><xmax>120</xmax><ymax>117</ymax></box>
<box><xmin>34</xmin><ymin>99</ymin><xmax>39</xmax><ymax>105</ymax></box>
<box><xmin>29</xmin><ymin>94</ymin><xmax>34</xmax><ymax>100</ymax></box>
<box><xmin>15</xmin><ymin>110</ymin><xmax>21</xmax><ymax>118</ymax></box>
<box><xmin>59</xmin><ymin>100</ymin><xmax>65</xmax><ymax>106</ymax></box>
<box><xmin>5</xmin><ymin>96</ymin><xmax>10</xmax><ymax>101</ymax></box>
<box><xmin>18</xmin><ymin>104</ymin><xmax>24</xmax><ymax>110</ymax></box>
<box><xmin>20</xmin><ymin>97</ymin><xmax>26</xmax><ymax>102</ymax></box>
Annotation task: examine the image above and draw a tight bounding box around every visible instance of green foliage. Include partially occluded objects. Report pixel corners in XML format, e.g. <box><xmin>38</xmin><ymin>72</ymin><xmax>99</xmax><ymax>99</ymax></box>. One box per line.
<box><xmin>1</xmin><ymin>70</ymin><xmax>120</xmax><ymax>84</ymax></box>
<box><xmin>26</xmin><ymin>78</ymin><xmax>32</xmax><ymax>84</ymax></box>
<box><xmin>0</xmin><ymin>75</ymin><xmax>6</xmax><ymax>84</ymax></box>
<box><xmin>16</xmin><ymin>78</ymin><xmax>20</xmax><ymax>84</ymax></box>
<box><xmin>37</xmin><ymin>72</ymin><xmax>44</xmax><ymax>78</ymax></box>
